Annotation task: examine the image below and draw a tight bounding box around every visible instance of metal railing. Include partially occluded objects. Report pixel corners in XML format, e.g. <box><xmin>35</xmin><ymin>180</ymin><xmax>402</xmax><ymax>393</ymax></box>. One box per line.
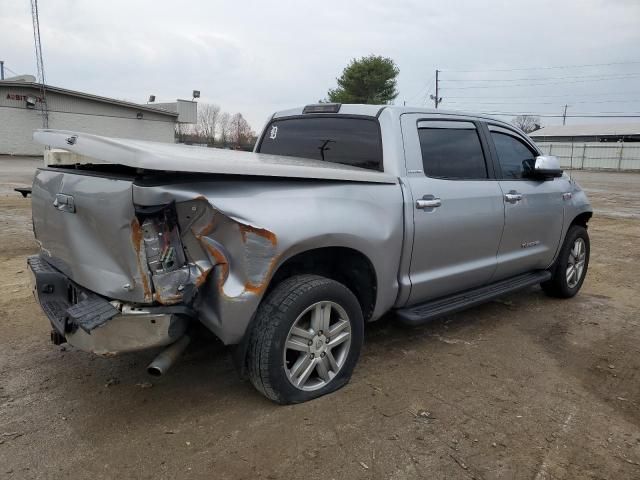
<box><xmin>535</xmin><ymin>142</ymin><xmax>640</xmax><ymax>171</ymax></box>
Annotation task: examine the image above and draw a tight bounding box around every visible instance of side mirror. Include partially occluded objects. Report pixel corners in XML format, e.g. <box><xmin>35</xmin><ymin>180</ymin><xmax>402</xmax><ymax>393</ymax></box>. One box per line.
<box><xmin>532</xmin><ymin>155</ymin><xmax>563</xmax><ymax>180</ymax></box>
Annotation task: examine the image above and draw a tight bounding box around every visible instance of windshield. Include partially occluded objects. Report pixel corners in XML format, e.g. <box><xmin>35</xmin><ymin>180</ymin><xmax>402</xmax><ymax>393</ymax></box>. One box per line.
<box><xmin>257</xmin><ymin>116</ymin><xmax>383</xmax><ymax>171</ymax></box>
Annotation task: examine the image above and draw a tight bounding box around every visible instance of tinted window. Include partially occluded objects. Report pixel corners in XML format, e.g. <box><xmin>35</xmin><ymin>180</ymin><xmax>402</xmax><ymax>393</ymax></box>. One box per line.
<box><xmin>258</xmin><ymin>117</ymin><xmax>382</xmax><ymax>170</ymax></box>
<box><xmin>418</xmin><ymin>125</ymin><xmax>487</xmax><ymax>179</ymax></box>
<box><xmin>491</xmin><ymin>131</ymin><xmax>536</xmax><ymax>179</ymax></box>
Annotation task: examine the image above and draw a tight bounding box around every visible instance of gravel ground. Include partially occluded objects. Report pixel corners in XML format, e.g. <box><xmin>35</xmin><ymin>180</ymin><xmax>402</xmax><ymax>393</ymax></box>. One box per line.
<box><xmin>0</xmin><ymin>159</ymin><xmax>638</xmax><ymax>479</ymax></box>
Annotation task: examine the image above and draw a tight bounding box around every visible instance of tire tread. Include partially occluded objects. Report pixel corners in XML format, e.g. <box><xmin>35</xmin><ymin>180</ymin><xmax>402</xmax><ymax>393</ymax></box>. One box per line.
<box><xmin>247</xmin><ymin>275</ymin><xmax>343</xmax><ymax>403</ymax></box>
<box><xmin>542</xmin><ymin>224</ymin><xmax>589</xmax><ymax>298</ymax></box>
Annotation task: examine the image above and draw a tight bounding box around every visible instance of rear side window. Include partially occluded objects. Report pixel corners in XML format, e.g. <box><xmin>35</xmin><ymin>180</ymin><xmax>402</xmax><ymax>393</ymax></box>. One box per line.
<box><xmin>418</xmin><ymin>121</ymin><xmax>488</xmax><ymax>179</ymax></box>
<box><xmin>491</xmin><ymin>131</ymin><xmax>537</xmax><ymax>179</ymax></box>
<box><xmin>257</xmin><ymin>117</ymin><xmax>382</xmax><ymax>171</ymax></box>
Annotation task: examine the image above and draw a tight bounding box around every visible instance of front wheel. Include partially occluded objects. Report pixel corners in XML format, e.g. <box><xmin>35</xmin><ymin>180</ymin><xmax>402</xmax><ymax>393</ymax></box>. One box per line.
<box><xmin>247</xmin><ymin>275</ymin><xmax>364</xmax><ymax>404</ymax></box>
<box><xmin>542</xmin><ymin>225</ymin><xmax>590</xmax><ymax>298</ymax></box>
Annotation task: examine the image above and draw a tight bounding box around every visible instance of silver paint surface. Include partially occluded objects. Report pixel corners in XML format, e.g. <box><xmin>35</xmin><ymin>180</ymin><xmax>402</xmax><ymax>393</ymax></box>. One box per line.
<box><xmin>33</xmin><ymin>129</ymin><xmax>397</xmax><ymax>184</ymax></box>
<box><xmin>65</xmin><ymin>311</ymin><xmax>187</xmax><ymax>356</ymax></box>
<box><xmin>29</xmin><ymin>105</ymin><xmax>592</xmax><ymax>349</ymax></box>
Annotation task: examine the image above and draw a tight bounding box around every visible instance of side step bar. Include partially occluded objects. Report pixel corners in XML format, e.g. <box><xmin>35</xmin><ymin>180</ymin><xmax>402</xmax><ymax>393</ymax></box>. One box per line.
<box><xmin>396</xmin><ymin>270</ymin><xmax>551</xmax><ymax>326</ymax></box>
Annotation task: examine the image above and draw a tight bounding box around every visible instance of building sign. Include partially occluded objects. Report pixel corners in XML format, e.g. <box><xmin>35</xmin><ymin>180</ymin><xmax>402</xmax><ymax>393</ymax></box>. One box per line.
<box><xmin>6</xmin><ymin>93</ymin><xmax>45</xmax><ymax>103</ymax></box>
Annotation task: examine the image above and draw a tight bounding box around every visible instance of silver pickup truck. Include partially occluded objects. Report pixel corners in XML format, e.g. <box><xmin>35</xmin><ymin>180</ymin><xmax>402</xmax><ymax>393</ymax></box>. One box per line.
<box><xmin>29</xmin><ymin>103</ymin><xmax>592</xmax><ymax>404</ymax></box>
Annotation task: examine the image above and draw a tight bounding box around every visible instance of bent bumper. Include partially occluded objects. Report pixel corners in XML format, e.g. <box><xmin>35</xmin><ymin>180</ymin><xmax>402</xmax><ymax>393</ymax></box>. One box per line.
<box><xmin>28</xmin><ymin>255</ymin><xmax>191</xmax><ymax>355</ymax></box>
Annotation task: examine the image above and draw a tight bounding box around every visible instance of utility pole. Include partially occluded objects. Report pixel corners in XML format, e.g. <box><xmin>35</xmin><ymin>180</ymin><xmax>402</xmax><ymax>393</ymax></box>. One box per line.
<box><xmin>435</xmin><ymin>69</ymin><xmax>439</xmax><ymax>108</ymax></box>
<box><xmin>562</xmin><ymin>104</ymin><xmax>569</xmax><ymax>126</ymax></box>
<box><xmin>0</xmin><ymin>61</ymin><xmax>4</xmax><ymax>80</ymax></box>
<box><xmin>429</xmin><ymin>69</ymin><xmax>443</xmax><ymax>109</ymax></box>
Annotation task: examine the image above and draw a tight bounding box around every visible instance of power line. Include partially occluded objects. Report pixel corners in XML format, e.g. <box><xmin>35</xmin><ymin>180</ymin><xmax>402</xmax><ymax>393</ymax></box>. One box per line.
<box><xmin>445</xmin><ymin>99</ymin><xmax>640</xmax><ymax>105</ymax></box>
<box><xmin>441</xmin><ymin>60</ymin><xmax>640</xmax><ymax>73</ymax></box>
<box><xmin>441</xmin><ymin>76</ymin><xmax>640</xmax><ymax>90</ymax></box>
<box><xmin>405</xmin><ymin>74</ymin><xmax>435</xmax><ymax>104</ymax></box>
<box><xmin>475</xmin><ymin>112</ymin><xmax>640</xmax><ymax>118</ymax></box>
<box><xmin>421</xmin><ymin>85</ymin><xmax>434</xmax><ymax>107</ymax></box>
<box><xmin>445</xmin><ymin>91</ymin><xmax>640</xmax><ymax>99</ymax></box>
<box><xmin>508</xmin><ymin>110</ymin><xmax>640</xmax><ymax>115</ymax></box>
<box><xmin>2</xmin><ymin>64</ymin><xmax>19</xmax><ymax>77</ymax></box>
<box><xmin>443</xmin><ymin>72</ymin><xmax>640</xmax><ymax>82</ymax></box>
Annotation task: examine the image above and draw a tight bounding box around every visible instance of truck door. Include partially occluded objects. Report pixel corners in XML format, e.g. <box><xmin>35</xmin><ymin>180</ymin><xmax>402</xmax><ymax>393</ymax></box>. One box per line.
<box><xmin>485</xmin><ymin>125</ymin><xmax>565</xmax><ymax>280</ymax></box>
<box><xmin>400</xmin><ymin>115</ymin><xmax>505</xmax><ymax>304</ymax></box>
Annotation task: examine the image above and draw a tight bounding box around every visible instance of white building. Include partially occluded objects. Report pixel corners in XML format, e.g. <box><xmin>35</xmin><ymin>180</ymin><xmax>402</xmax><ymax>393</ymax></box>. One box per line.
<box><xmin>530</xmin><ymin>123</ymin><xmax>640</xmax><ymax>143</ymax></box>
<box><xmin>530</xmin><ymin>123</ymin><xmax>640</xmax><ymax>171</ymax></box>
<box><xmin>0</xmin><ymin>78</ymin><xmax>196</xmax><ymax>155</ymax></box>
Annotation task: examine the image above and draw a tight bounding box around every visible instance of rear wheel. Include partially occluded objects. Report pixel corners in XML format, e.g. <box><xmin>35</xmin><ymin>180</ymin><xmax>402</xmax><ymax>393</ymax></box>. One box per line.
<box><xmin>542</xmin><ymin>225</ymin><xmax>590</xmax><ymax>298</ymax></box>
<box><xmin>247</xmin><ymin>275</ymin><xmax>364</xmax><ymax>404</ymax></box>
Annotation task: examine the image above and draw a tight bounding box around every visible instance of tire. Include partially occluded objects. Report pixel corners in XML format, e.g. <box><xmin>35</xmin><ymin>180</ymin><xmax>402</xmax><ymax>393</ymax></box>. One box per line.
<box><xmin>247</xmin><ymin>274</ymin><xmax>364</xmax><ymax>404</ymax></box>
<box><xmin>542</xmin><ymin>225</ymin><xmax>590</xmax><ymax>298</ymax></box>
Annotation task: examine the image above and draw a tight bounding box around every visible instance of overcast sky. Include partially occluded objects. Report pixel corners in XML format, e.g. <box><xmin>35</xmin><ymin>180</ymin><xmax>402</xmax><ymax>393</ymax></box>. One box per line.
<box><xmin>2</xmin><ymin>0</ymin><xmax>639</xmax><ymax>131</ymax></box>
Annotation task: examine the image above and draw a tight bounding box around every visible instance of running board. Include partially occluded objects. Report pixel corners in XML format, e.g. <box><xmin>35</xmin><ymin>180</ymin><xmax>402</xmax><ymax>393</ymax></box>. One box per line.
<box><xmin>396</xmin><ymin>271</ymin><xmax>551</xmax><ymax>326</ymax></box>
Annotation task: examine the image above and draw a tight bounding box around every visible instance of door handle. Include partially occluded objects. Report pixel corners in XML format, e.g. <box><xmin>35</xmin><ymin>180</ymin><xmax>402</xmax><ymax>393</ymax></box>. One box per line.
<box><xmin>416</xmin><ymin>196</ymin><xmax>442</xmax><ymax>209</ymax></box>
<box><xmin>504</xmin><ymin>191</ymin><xmax>523</xmax><ymax>204</ymax></box>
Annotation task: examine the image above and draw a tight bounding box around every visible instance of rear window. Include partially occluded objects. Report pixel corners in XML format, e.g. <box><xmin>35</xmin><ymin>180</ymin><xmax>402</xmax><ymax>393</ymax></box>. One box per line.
<box><xmin>257</xmin><ymin>116</ymin><xmax>383</xmax><ymax>171</ymax></box>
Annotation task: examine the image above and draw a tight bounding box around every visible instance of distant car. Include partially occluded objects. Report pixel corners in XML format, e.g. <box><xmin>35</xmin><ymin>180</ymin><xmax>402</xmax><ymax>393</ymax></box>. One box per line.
<box><xmin>29</xmin><ymin>104</ymin><xmax>592</xmax><ymax>404</ymax></box>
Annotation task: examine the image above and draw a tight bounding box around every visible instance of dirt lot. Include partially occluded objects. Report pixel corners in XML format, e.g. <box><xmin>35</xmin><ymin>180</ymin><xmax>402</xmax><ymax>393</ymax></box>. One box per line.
<box><xmin>0</xmin><ymin>160</ymin><xmax>638</xmax><ymax>479</ymax></box>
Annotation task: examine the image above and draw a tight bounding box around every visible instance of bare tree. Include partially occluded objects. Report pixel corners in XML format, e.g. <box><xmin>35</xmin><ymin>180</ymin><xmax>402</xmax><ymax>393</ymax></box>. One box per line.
<box><xmin>175</xmin><ymin>122</ymin><xmax>187</xmax><ymax>143</ymax></box>
<box><xmin>218</xmin><ymin>112</ymin><xmax>231</xmax><ymax>146</ymax></box>
<box><xmin>197</xmin><ymin>103</ymin><xmax>221</xmax><ymax>145</ymax></box>
<box><xmin>229</xmin><ymin>113</ymin><xmax>254</xmax><ymax>148</ymax></box>
<box><xmin>511</xmin><ymin>115</ymin><xmax>541</xmax><ymax>134</ymax></box>
<box><xmin>175</xmin><ymin>122</ymin><xmax>198</xmax><ymax>143</ymax></box>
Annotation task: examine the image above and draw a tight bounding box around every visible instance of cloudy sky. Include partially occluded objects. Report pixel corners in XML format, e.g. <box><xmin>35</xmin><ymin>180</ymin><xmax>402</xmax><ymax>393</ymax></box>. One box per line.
<box><xmin>2</xmin><ymin>0</ymin><xmax>639</xmax><ymax>131</ymax></box>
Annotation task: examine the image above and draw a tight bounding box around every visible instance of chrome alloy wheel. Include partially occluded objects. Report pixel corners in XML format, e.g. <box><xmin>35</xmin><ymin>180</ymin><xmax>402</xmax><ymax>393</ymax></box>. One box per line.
<box><xmin>566</xmin><ymin>237</ymin><xmax>587</xmax><ymax>289</ymax></box>
<box><xmin>283</xmin><ymin>301</ymin><xmax>352</xmax><ymax>391</ymax></box>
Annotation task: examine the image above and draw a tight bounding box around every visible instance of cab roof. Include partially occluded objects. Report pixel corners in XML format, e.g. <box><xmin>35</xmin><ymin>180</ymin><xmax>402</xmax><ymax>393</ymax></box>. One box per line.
<box><xmin>273</xmin><ymin>103</ymin><xmax>515</xmax><ymax>130</ymax></box>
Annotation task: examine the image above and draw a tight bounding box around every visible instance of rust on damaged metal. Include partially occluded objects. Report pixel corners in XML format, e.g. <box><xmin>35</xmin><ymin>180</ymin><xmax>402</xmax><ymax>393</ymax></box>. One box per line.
<box><xmin>196</xmin><ymin>218</ymin><xmax>216</xmax><ymax>239</ymax></box>
<box><xmin>239</xmin><ymin>224</ymin><xmax>277</xmax><ymax>246</ymax></box>
<box><xmin>243</xmin><ymin>252</ymin><xmax>281</xmax><ymax>295</ymax></box>
<box><xmin>192</xmin><ymin>210</ymin><xmax>279</xmax><ymax>297</ymax></box>
<box><xmin>194</xmin><ymin>263</ymin><xmax>214</xmax><ymax>288</ymax></box>
<box><xmin>202</xmin><ymin>241</ymin><xmax>230</xmax><ymax>287</ymax></box>
<box><xmin>130</xmin><ymin>217</ymin><xmax>153</xmax><ymax>302</ymax></box>
<box><xmin>154</xmin><ymin>292</ymin><xmax>183</xmax><ymax>305</ymax></box>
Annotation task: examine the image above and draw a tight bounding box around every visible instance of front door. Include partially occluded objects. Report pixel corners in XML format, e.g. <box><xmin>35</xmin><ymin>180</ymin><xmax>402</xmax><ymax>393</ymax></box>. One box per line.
<box><xmin>486</xmin><ymin>125</ymin><xmax>565</xmax><ymax>280</ymax></box>
<box><xmin>401</xmin><ymin>115</ymin><xmax>505</xmax><ymax>305</ymax></box>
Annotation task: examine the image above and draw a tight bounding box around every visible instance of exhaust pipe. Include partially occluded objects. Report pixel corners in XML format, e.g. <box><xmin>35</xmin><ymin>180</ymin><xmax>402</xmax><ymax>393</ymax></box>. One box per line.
<box><xmin>147</xmin><ymin>335</ymin><xmax>190</xmax><ymax>377</ymax></box>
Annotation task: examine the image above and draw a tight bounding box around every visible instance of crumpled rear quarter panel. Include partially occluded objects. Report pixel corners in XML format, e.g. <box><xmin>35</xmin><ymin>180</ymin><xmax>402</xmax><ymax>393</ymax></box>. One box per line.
<box><xmin>133</xmin><ymin>178</ymin><xmax>404</xmax><ymax>344</ymax></box>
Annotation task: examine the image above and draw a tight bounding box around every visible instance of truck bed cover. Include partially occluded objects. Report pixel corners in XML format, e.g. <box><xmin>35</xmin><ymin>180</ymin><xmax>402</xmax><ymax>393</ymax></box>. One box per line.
<box><xmin>34</xmin><ymin>130</ymin><xmax>397</xmax><ymax>184</ymax></box>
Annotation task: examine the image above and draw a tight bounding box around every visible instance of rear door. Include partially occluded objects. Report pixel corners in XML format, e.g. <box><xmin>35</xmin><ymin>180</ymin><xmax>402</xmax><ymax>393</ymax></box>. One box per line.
<box><xmin>485</xmin><ymin>125</ymin><xmax>564</xmax><ymax>280</ymax></box>
<box><xmin>32</xmin><ymin>168</ymin><xmax>152</xmax><ymax>303</ymax></box>
<box><xmin>401</xmin><ymin>115</ymin><xmax>505</xmax><ymax>304</ymax></box>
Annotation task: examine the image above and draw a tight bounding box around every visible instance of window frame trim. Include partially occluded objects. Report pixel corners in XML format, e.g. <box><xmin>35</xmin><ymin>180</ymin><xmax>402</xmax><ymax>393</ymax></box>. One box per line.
<box><xmin>415</xmin><ymin>118</ymin><xmax>496</xmax><ymax>181</ymax></box>
<box><xmin>484</xmin><ymin>123</ymin><xmax>542</xmax><ymax>181</ymax></box>
<box><xmin>255</xmin><ymin>114</ymin><xmax>385</xmax><ymax>172</ymax></box>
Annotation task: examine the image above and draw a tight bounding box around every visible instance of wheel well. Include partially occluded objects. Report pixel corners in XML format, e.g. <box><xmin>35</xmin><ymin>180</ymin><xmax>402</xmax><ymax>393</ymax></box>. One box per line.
<box><xmin>267</xmin><ymin>247</ymin><xmax>377</xmax><ymax>320</ymax></box>
<box><xmin>571</xmin><ymin>211</ymin><xmax>592</xmax><ymax>229</ymax></box>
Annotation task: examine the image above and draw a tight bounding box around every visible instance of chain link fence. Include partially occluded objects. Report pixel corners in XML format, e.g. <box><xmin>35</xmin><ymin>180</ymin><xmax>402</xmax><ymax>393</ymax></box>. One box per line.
<box><xmin>535</xmin><ymin>142</ymin><xmax>640</xmax><ymax>171</ymax></box>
